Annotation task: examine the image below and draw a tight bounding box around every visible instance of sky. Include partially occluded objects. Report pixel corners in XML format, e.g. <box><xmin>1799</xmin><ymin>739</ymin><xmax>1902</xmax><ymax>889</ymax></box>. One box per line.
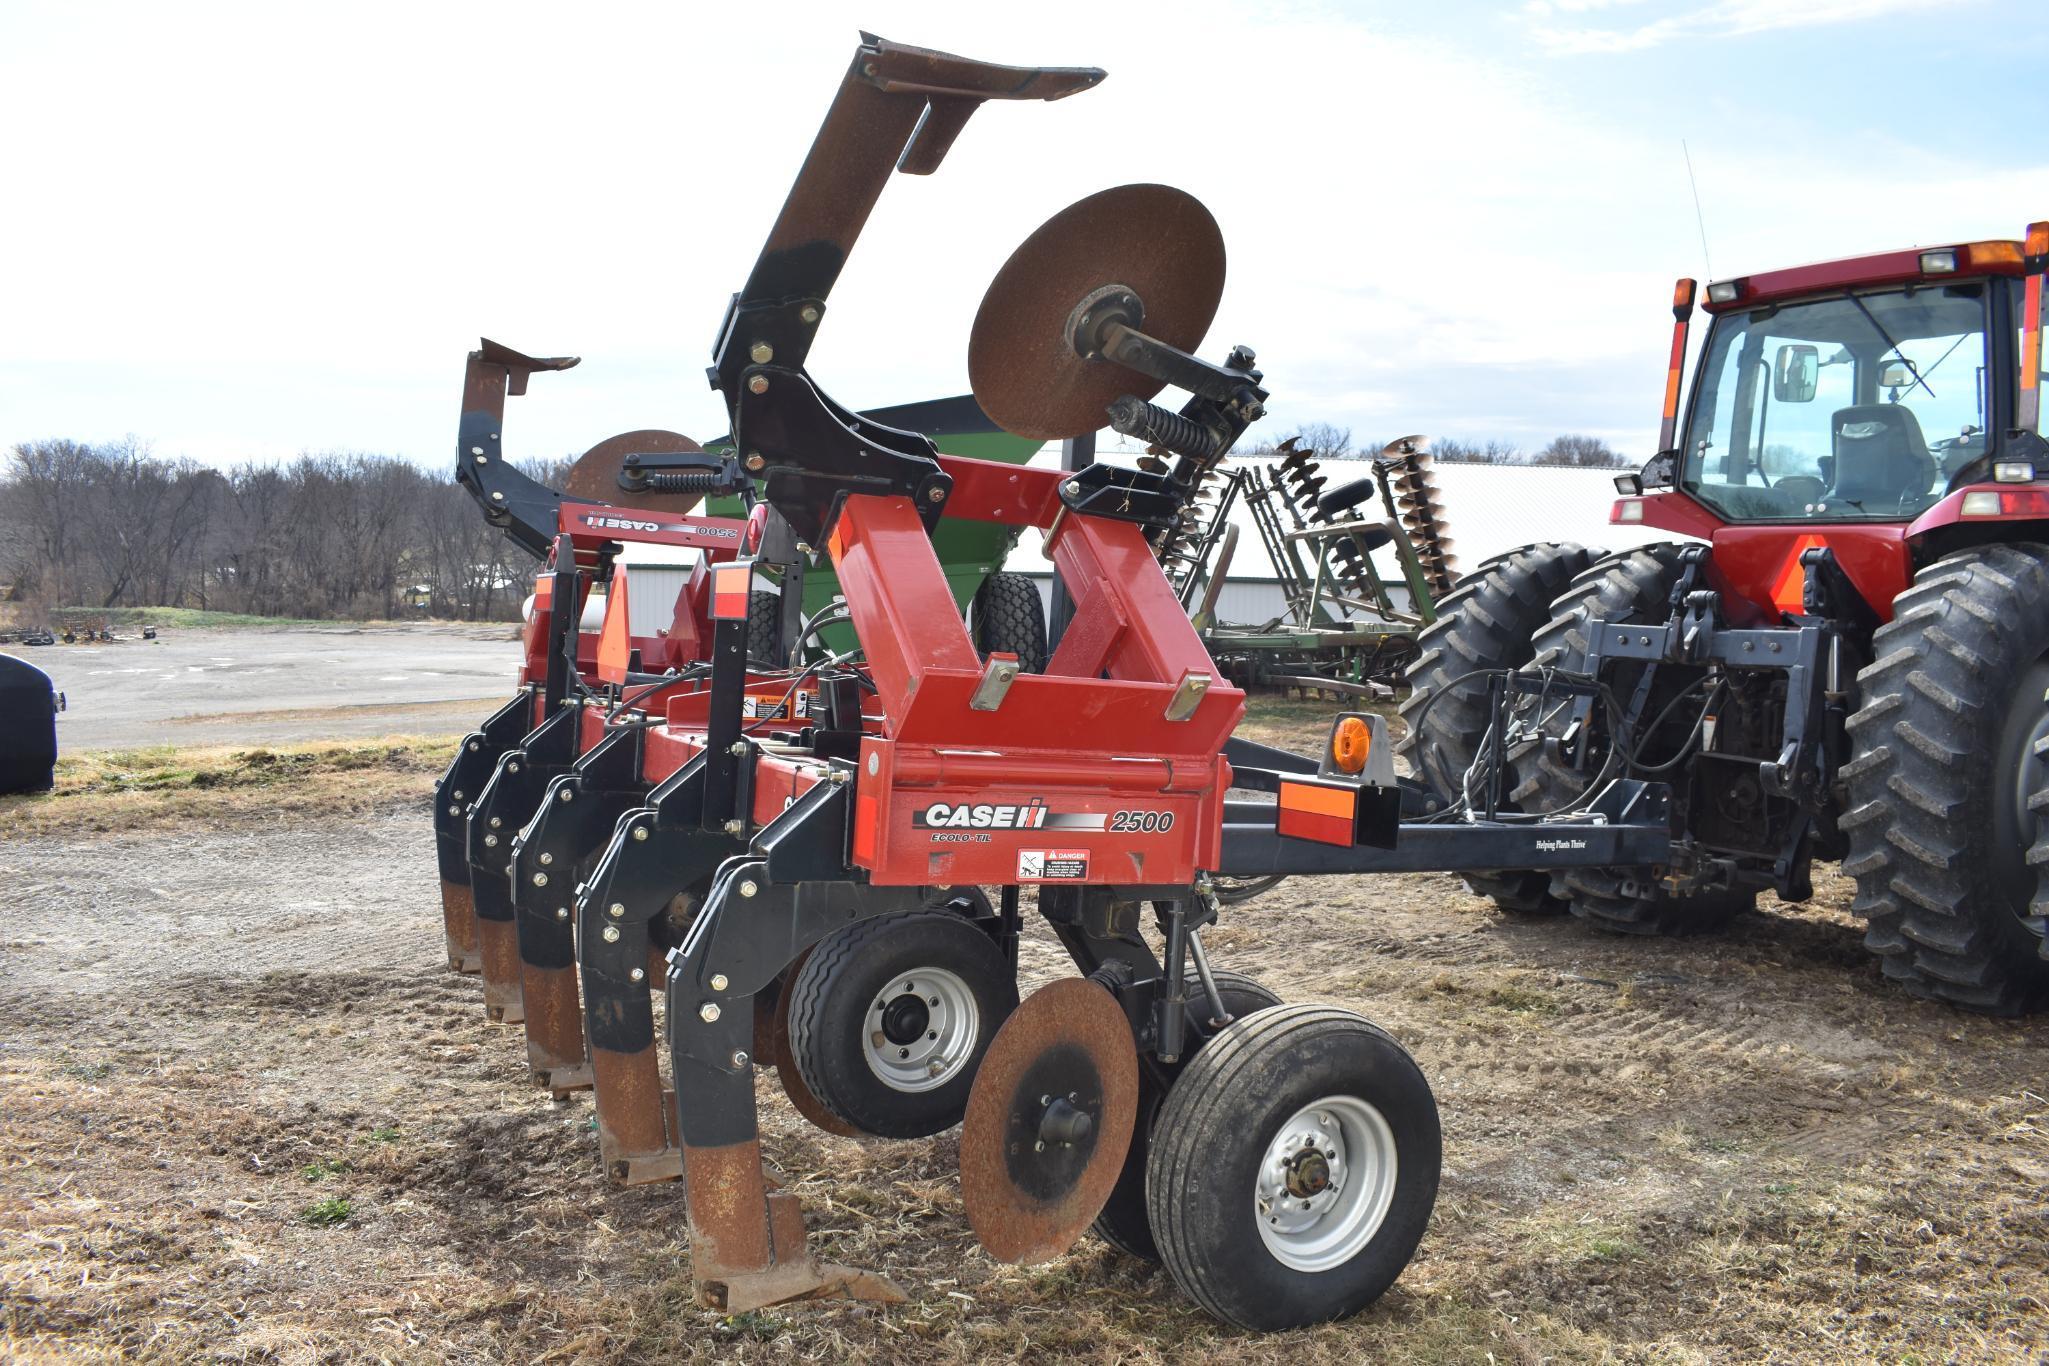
<box><xmin>2</xmin><ymin>0</ymin><xmax>2045</xmax><ymax>471</ymax></box>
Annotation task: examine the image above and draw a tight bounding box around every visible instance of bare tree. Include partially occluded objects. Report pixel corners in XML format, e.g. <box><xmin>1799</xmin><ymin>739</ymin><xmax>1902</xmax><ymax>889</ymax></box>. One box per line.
<box><xmin>1531</xmin><ymin>434</ymin><xmax>1626</xmax><ymax>468</ymax></box>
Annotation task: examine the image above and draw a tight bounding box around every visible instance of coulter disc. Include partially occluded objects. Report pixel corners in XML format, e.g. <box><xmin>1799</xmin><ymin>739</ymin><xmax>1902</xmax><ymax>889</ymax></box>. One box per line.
<box><xmin>959</xmin><ymin>977</ymin><xmax>1138</xmax><ymax>1263</ymax></box>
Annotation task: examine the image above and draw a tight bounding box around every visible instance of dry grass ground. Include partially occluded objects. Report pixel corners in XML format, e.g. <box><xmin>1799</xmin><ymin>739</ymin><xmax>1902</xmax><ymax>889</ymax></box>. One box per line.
<box><xmin>2</xmin><ymin>702</ymin><xmax>2046</xmax><ymax>1362</ymax></box>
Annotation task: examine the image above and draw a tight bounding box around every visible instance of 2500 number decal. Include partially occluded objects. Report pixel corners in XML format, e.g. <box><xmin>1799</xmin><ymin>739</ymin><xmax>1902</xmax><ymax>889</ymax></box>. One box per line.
<box><xmin>1109</xmin><ymin>809</ymin><xmax>1175</xmax><ymax>833</ymax></box>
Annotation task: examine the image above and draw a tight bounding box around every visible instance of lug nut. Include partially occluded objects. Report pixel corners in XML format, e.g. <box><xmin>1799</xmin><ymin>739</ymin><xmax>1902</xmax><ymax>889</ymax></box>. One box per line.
<box><xmin>608</xmin><ymin>903</ymin><xmax>625</xmax><ymax>919</ymax></box>
<box><xmin>710</xmin><ymin>974</ymin><xmax>729</xmax><ymax>991</ymax></box>
<box><xmin>632</xmin><ymin>826</ymin><xmax>648</xmax><ymax>841</ymax></box>
<box><xmin>531</xmin><ymin>872</ymin><xmax>548</xmax><ymax>887</ymax></box>
<box><xmin>748</xmin><ymin>375</ymin><xmax>770</xmax><ymax>395</ymax></box>
<box><xmin>749</xmin><ymin>341</ymin><xmax>774</xmax><ymax>364</ymax></box>
<box><xmin>738</xmin><ymin>880</ymin><xmax>758</xmax><ymax>898</ymax></box>
<box><xmin>629</xmin><ymin>967</ymin><xmax>645</xmax><ymax>983</ymax></box>
<box><xmin>538</xmin><ymin>852</ymin><xmax>553</xmax><ymax>866</ymax></box>
<box><xmin>601</xmin><ymin>925</ymin><xmax>621</xmax><ymax>943</ymax></box>
<box><xmin>699</xmin><ymin>1002</ymin><xmax>721</xmax><ymax>1022</ymax></box>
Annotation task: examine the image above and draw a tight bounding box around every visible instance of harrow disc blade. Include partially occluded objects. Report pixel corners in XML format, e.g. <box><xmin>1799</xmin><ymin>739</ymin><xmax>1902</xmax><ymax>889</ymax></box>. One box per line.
<box><xmin>959</xmin><ymin>977</ymin><xmax>1138</xmax><ymax>1264</ymax></box>
<box><xmin>969</xmin><ymin>184</ymin><xmax>1225</xmax><ymax>441</ymax></box>
<box><xmin>561</xmin><ymin>429</ymin><xmax>707</xmax><ymax>515</ymax></box>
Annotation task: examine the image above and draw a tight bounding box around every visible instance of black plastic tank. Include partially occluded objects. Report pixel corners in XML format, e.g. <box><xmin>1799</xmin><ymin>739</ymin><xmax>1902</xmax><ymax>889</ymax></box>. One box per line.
<box><xmin>0</xmin><ymin>653</ymin><xmax>60</xmax><ymax>794</ymax></box>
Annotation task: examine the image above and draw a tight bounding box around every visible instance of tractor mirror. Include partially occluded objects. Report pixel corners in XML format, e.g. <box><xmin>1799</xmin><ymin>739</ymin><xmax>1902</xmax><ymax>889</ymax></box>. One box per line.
<box><xmin>1773</xmin><ymin>344</ymin><xmax>1819</xmax><ymax>403</ymax></box>
<box><xmin>1879</xmin><ymin>361</ymin><xmax>1912</xmax><ymax>390</ymax></box>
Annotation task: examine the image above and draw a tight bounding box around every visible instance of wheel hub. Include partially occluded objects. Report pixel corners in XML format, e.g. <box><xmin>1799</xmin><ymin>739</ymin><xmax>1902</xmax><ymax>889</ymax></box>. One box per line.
<box><xmin>1254</xmin><ymin>1097</ymin><xmax>1399</xmax><ymax>1273</ymax></box>
<box><xmin>862</xmin><ymin>968</ymin><xmax>977</xmax><ymax>1094</ymax></box>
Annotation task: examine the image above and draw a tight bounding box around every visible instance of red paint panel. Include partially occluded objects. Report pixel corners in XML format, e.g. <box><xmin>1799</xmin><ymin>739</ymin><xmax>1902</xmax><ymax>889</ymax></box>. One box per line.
<box><xmin>934</xmin><ymin>454</ymin><xmax>1065</xmax><ymax>528</ymax></box>
<box><xmin>829</xmin><ymin>495</ymin><xmax>980</xmax><ymax>733</ymax></box>
<box><xmin>1710</xmin><ymin>524</ymin><xmax>1911</xmax><ymax>623</ymax></box>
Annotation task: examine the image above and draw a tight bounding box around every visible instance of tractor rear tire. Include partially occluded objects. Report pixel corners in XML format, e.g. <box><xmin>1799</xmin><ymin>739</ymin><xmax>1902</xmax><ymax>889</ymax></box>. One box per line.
<box><xmin>1398</xmin><ymin>542</ymin><xmax>1602</xmax><ymax>914</ymax></box>
<box><xmin>970</xmin><ymin>572</ymin><xmax>1048</xmax><ymax>674</ymax></box>
<box><xmin>786</xmin><ymin>909</ymin><xmax>1017</xmax><ymax>1138</ymax></box>
<box><xmin>1091</xmin><ymin>970</ymin><xmax>1284</xmax><ymax>1261</ymax></box>
<box><xmin>1516</xmin><ymin>544</ymin><xmax>1755</xmax><ymax>936</ymax></box>
<box><xmin>1145</xmin><ymin>1005</ymin><xmax>1440</xmax><ymax>1331</ymax></box>
<box><xmin>1842</xmin><ymin>543</ymin><xmax>2049</xmax><ymax>1015</ymax></box>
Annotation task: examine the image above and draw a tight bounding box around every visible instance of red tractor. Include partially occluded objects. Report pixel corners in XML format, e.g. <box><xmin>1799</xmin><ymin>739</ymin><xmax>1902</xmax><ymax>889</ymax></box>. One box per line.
<box><xmin>1403</xmin><ymin>223</ymin><xmax>2049</xmax><ymax>1013</ymax></box>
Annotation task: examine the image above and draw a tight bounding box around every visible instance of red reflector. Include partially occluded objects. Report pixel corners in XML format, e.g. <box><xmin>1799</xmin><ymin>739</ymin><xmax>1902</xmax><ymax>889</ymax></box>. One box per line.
<box><xmin>711</xmin><ymin>563</ymin><xmax>754</xmax><ymax>621</ymax></box>
<box><xmin>744</xmin><ymin>503</ymin><xmax>768</xmax><ymax>555</ymax></box>
<box><xmin>853</xmin><ymin>793</ymin><xmax>878</xmax><ymax>865</ymax></box>
<box><xmin>2001</xmin><ymin>489</ymin><xmax>2049</xmax><ymax>516</ymax></box>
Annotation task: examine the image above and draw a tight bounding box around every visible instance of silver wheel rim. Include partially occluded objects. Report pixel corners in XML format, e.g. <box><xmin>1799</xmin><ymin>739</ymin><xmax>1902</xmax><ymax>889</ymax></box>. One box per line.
<box><xmin>861</xmin><ymin>966</ymin><xmax>978</xmax><ymax>1093</ymax></box>
<box><xmin>1254</xmin><ymin>1094</ymin><xmax>1398</xmax><ymax>1273</ymax></box>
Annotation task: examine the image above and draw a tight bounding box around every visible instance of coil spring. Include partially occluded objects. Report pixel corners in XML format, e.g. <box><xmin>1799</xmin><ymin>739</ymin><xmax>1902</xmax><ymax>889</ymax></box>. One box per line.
<box><xmin>1106</xmin><ymin>395</ymin><xmax>1221</xmax><ymax>461</ymax></box>
<box><xmin>635</xmin><ymin>470</ymin><xmax>730</xmax><ymax>494</ymax></box>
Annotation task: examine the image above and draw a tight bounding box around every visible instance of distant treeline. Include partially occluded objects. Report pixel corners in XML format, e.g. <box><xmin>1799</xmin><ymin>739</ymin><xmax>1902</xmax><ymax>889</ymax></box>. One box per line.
<box><xmin>0</xmin><ymin>439</ymin><xmax>570</xmax><ymax>621</ymax></box>
<box><xmin>1247</xmin><ymin>424</ymin><xmax>1630</xmax><ymax>468</ymax></box>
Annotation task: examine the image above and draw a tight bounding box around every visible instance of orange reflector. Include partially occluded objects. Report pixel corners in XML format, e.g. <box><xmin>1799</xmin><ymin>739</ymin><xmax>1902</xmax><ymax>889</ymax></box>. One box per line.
<box><xmin>711</xmin><ymin>562</ymin><xmax>754</xmax><ymax>621</ymax></box>
<box><xmin>534</xmin><ymin>574</ymin><xmax>554</xmax><ymax>609</ymax></box>
<box><xmin>1277</xmin><ymin>779</ymin><xmax>1358</xmax><ymax>847</ymax></box>
<box><xmin>597</xmin><ymin>576</ymin><xmax>632</xmax><ymax>685</ymax></box>
<box><xmin>1960</xmin><ymin>240</ymin><xmax>2023</xmax><ymax>270</ymax></box>
<box><xmin>1330</xmin><ymin>716</ymin><xmax>1372</xmax><ymax>774</ymax></box>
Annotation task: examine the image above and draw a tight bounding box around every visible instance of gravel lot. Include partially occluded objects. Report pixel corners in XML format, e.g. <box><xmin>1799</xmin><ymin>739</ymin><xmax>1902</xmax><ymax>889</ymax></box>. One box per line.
<box><xmin>7</xmin><ymin>625</ymin><xmax>521</xmax><ymax>750</ymax></box>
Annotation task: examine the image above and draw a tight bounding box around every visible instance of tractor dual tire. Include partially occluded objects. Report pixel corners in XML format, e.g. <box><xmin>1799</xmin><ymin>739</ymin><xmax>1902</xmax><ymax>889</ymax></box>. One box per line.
<box><xmin>1144</xmin><ymin>1005</ymin><xmax>1440</xmax><ymax>1332</ymax></box>
<box><xmin>1516</xmin><ymin>543</ymin><xmax>1755</xmax><ymax>935</ymax></box>
<box><xmin>785</xmin><ymin>908</ymin><xmax>1017</xmax><ymax>1138</ymax></box>
<box><xmin>1398</xmin><ymin>542</ymin><xmax>1603</xmax><ymax>914</ymax></box>
<box><xmin>970</xmin><ymin>572</ymin><xmax>1048</xmax><ymax>674</ymax></box>
<box><xmin>1091</xmin><ymin>970</ymin><xmax>1284</xmax><ymax>1261</ymax></box>
<box><xmin>1842</xmin><ymin>543</ymin><xmax>2049</xmax><ymax>1015</ymax></box>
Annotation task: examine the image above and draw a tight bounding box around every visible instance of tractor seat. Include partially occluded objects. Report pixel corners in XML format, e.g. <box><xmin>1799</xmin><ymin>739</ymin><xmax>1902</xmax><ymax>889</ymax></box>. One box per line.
<box><xmin>1316</xmin><ymin>474</ymin><xmax>1378</xmax><ymax>520</ymax></box>
<box><xmin>1829</xmin><ymin>404</ymin><xmax>1937</xmax><ymax>507</ymax></box>
<box><xmin>1313</xmin><ymin>474</ymin><xmax>1397</xmax><ymax>552</ymax></box>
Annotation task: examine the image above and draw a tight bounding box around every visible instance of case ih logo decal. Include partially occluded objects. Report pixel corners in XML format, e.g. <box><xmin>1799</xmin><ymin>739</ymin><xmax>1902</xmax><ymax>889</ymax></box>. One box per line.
<box><xmin>913</xmin><ymin>801</ymin><xmax>1142</xmax><ymax>832</ymax></box>
<box><xmin>917</xmin><ymin>800</ymin><xmax>1053</xmax><ymax>830</ymax></box>
<box><xmin>578</xmin><ymin>512</ymin><xmax>741</xmax><ymax>539</ymax></box>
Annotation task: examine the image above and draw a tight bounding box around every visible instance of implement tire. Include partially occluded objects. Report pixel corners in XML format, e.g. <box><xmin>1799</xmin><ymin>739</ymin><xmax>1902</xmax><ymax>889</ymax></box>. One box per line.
<box><xmin>746</xmin><ymin>589</ymin><xmax>785</xmax><ymax>668</ymax></box>
<box><xmin>1515</xmin><ymin>543</ymin><xmax>1753</xmax><ymax>936</ymax></box>
<box><xmin>1842</xmin><ymin>543</ymin><xmax>2049</xmax><ymax>1015</ymax></box>
<box><xmin>1398</xmin><ymin>542</ymin><xmax>1601</xmax><ymax>914</ymax></box>
<box><xmin>1091</xmin><ymin>970</ymin><xmax>1284</xmax><ymax>1261</ymax></box>
<box><xmin>970</xmin><ymin>572</ymin><xmax>1048</xmax><ymax>674</ymax></box>
<box><xmin>1146</xmin><ymin>1005</ymin><xmax>1439</xmax><ymax>1331</ymax></box>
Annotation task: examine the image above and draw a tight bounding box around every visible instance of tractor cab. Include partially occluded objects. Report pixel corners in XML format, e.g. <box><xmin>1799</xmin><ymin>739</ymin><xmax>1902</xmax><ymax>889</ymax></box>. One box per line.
<box><xmin>1618</xmin><ymin>225</ymin><xmax>2048</xmax><ymax>621</ymax></box>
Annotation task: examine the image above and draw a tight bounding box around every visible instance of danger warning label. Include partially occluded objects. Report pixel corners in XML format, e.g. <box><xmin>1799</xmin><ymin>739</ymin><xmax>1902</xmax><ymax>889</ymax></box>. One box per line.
<box><xmin>1017</xmin><ymin>848</ymin><xmax>1089</xmax><ymax>882</ymax></box>
<box><xmin>742</xmin><ymin>691</ymin><xmax>814</xmax><ymax>721</ymax></box>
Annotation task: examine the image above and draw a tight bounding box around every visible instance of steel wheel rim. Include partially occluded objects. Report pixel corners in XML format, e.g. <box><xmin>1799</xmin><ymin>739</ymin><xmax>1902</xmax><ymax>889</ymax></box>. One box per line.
<box><xmin>1254</xmin><ymin>1094</ymin><xmax>1398</xmax><ymax>1273</ymax></box>
<box><xmin>862</xmin><ymin>967</ymin><xmax>978</xmax><ymax>1093</ymax></box>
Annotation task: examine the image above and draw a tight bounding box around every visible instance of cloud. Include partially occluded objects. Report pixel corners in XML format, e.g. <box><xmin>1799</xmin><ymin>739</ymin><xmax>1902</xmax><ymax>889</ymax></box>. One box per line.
<box><xmin>1528</xmin><ymin>0</ymin><xmax>1963</xmax><ymax>54</ymax></box>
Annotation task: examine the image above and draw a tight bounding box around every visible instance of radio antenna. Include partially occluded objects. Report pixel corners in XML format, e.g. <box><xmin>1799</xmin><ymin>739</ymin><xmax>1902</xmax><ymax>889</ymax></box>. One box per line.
<box><xmin>1681</xmin><ymin>139</ymin><xmax>1714</xmax><ymax>279</ymax></box>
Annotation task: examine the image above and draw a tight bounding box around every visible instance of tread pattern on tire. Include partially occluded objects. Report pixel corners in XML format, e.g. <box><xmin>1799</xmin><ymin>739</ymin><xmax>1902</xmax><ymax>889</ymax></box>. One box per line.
<box><xmin>1516</xmin><ymin>543</ymin><xmax>1754</xmax><ymax>936</ymax></box>
<box><xmin>1841</xmin><ymin>542</ymin><xmax>2049</xmax><ymax>1015</ymax></box>
<box><xmin>1146</xmin><ymin>1004</ymin><xmax>1435</xmax><ymax>1331</ymax></box>
<box><xmin>971</xmin><ymin>572</ymin><xmax>1048</xmax><ymax>674</ymax></box>
<box><xmin>1398</xmin><ymin>542</ymin><xmax>1601</xmax><ymax>912</ymax></box>
<box><xmin>746</xmin><ymin>589</ymin><xmax>784</xmax><ymax>668</ymax></box>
